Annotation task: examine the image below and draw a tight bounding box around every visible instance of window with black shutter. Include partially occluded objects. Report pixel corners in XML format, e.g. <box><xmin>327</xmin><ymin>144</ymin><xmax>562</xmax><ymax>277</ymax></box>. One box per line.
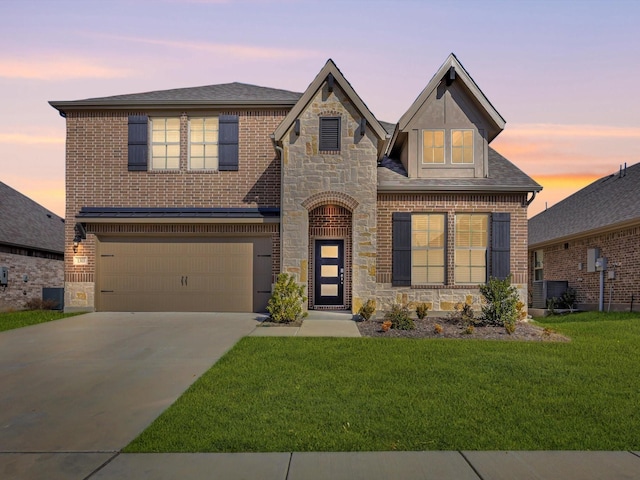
<box><xmin>319</xmin><ymin>117</ymin><xmax>341</xmax><ymax>152</ymax></box>
<box><xmin>392</xmin><ymin>212</ymin><xmax>412</xmax><ymax>286</ymax></box>
<box><xmin>218</xmin><ymin>114</ymin><xmax>239</xmax><ymax>171</ymax></box>
<box><xmin>491</xmin><ymin>212</ymin><xmax>511</xmax><ymax>280</ymax></box>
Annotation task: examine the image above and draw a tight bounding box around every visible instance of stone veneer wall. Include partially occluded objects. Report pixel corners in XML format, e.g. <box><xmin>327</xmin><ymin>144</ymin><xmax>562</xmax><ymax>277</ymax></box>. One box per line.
<box><xmin>0</xmin><ymin>253</ymin><xmax>64</xmax><ymax>311</ymax></box>
<box><xmin>529</xmin><ymin>223</ymin><xmax>640</xmax><ymax>311</ymax></box>
<box><xmin>280</xmin><ymin>83</ymin><xmax>378</xmax><ymax>313</ymax></box>
<box><xmin>376</xmin><ymin>192</ymin><xmax>529</xmax><ymax>313</ymax></box>
<box><xmin>64</xmin><ymin>109</ymin><xmax>286</xmax><ymax>311</ymax></box>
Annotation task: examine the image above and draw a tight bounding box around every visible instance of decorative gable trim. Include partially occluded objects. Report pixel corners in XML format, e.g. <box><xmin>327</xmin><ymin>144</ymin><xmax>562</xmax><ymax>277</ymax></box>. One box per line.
<box><xmin>394</xmin><ymin>53</ymin><xmax>505</xmax><ymax>144</ymax></box>
<box><xmin>273</xmin><ymin>59</ymin><xmax>388</xmax><ymax>153</ymax></box>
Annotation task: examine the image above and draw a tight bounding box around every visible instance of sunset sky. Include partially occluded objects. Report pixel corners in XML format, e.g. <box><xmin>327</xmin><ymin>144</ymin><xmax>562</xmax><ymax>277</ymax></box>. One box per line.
<box><xmin>1</xmin><ymin>0</ymin><xmax>639</xmax><ymax>219</ymax></box>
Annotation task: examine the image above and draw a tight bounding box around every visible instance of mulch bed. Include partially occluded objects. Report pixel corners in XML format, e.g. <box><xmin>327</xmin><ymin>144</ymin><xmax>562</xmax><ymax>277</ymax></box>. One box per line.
<box><xmin>357</xmin><ymin>317</ymin><xmax>570</xmax><ymax>342</ymax></box>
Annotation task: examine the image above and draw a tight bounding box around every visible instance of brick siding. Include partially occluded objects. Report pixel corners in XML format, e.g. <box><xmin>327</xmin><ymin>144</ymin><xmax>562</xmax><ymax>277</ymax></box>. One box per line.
<box><xmin>0</xmin><ymin>253</ymin><xmax>64</xmax><ymax>311</ymax></box>
<box><xmin>529</xmin><ymin>223</ymin><xmax>640</xmax><ymax>311</ymax></box>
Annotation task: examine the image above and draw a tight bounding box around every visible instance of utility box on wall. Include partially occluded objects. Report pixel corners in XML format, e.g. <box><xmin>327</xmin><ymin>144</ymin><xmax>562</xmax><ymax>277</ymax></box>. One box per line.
<box><xmin>0</xmin><ymin>267</ymin><xmax>7</xmax><ymax>286</ymax></box>
<box><xmin>587</xmin><ymin>248</ymin><xmax>600</xmax><ymax>273</ymax></box>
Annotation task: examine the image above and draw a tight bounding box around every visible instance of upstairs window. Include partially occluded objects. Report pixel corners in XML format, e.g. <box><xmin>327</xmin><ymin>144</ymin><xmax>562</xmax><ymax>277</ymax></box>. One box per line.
<box><xmin>319</xmin><ymin>117</ymin><xmax>341</xmax><ymax>152</ymax></box>
<box><xmin>189</xmin><ymin>117</ymin><xmax>219</xmax><ymax>170</ymax></box>
<box><xmin>422</xmin><ymin>130</ymin><xmax>445</xmax><ymax>164</ymax></box>
<box><xmin>454</xmin><ymin>213</ymin><xmax>487</xmax><ymax>284</ymax></box>
<box><xmin>452</xmin><ymin>129</ymin><xmax>474</xmax><ymax>164</ymax></box>
<box><xmin>150</xmin><ymin>118</ymin><xmax>180</xmax><ymax>170</ymax></box>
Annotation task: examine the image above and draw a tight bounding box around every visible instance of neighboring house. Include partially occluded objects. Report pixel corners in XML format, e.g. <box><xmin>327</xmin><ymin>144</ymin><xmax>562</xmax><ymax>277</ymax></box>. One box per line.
<box><xmin>0</xmin><ymin>181</ymin><xmax>65</xmax><ymax>310</ymax></box>
<box><xmin>529</xmin><ymin>163</ymin><xmax>640</xmax><ymax>312</ymax></box>
<box><xmin>50</xmin><ymin>54</ymin><xmax>541</xmax><ymax>314</ymax></box>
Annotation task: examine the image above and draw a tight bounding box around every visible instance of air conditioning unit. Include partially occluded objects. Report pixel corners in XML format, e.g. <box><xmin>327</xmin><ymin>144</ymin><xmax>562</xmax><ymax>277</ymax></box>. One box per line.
<box><xmin>532</xmin><ymin>281</ymin><xmax>568</xmax><ymax>309</ymax></box>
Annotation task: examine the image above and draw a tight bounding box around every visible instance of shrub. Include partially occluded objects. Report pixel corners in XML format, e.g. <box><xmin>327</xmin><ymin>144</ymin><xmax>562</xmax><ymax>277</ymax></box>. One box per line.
<box><xmin>266</xmin><ymin>273</ymin><xmax>308</xmax><ymax>323</ymax></box>
<box><xmin>447</xmin><ymin>302</ymin><xmax>476</xmax><ymax>326</ymax></box>
<box><xmin>384</xmin><ymin>304</ymin><xmax>415</xmax><ymax>330</ymax></box>
<box><xmin>434</xmin><ymin>323</ymin><xmax>443</xmax><ymax>334</ymax></box>
<box><xmin>415</xmin><ymin>302</ymin><xmax>430</xmax><ymax>320</ymax></box>
<box><xmin>464</xmin><ymin>325</ymin><xmax>474</xmax><ymax>335</ymax></box>
<box><xmin>381</xmin><ymin>320</ymin><xmax>392</xmax><ymax>332</ymax></box>
<box><xmin>358</xmin><ymin>299</ymin><xmax>376</xmax><ymax>321</ymax></box>
<box><xmin>546</xmin><ymin>297</ymin><xmax>558</xmax><ymax>315</ymax></box>
<box><xmin>560</xmin><ymin>288</ymin><xmax>577</xmax><ymax>312</ymax></box>
<box><xmin>479</xmin><ymin>276</ymin><xmax>519</xmax><ymax>328</ymax></box>
<box><xmin>25</xmin><ymin>297</ymin><xmax>59</xmax><ymax>310</ymax></box>
<box><xmin>515</xmin><ymin>301</ymin><xmax>527</xmax><ymax>321</ymax></box>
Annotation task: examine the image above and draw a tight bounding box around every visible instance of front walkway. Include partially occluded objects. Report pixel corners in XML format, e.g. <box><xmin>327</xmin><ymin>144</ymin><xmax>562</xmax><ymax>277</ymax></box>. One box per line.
<box><xmin>250</xmin><ymin>310</ymin><xmax>361</xmax><ymax>337</ymax></box>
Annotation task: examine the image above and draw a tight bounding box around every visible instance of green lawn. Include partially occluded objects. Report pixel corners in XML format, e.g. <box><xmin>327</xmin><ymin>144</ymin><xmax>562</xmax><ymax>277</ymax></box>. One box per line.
<box><xmin>0</xmin><ymin>310</ymin><xmax>80</xmax><ymax>332</ymax></box>
<box><xmin>125</xmin><ymin>312</ymin><xmax>640</xmax><ymax>452</ymax></box>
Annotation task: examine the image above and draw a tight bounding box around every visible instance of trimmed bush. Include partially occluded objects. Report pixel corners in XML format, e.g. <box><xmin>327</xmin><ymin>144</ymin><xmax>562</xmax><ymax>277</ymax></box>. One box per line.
<box><xmin>479</xmin><ymin>276</ymin><xmax>519</xmax><ymax>333</ymax></box>
<box><xmin>358</xmin><ymin>299</ymin><xmax>376</xmax><ymax>321</ymax></box>
<box><xmin>266</xmin><ymin>273</ymin><xmax>308</xmax><ymax>323</ymax></box>
<box><xmin>415</xmin><ymin>302</ymin><xmax>430</xmax><ymax>320</ymax></box>
<box><xmin>384</xmin><ymin>304</ymin><xmax>415</xmax><ymax>330</ymax></box>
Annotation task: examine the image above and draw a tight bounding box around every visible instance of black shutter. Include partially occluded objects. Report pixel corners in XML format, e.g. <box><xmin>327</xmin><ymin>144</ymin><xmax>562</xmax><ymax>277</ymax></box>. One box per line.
<box><xmin>491</xmin><ymin>212</ymin><xmax>511</xmax><ymax>280</ymax></box>
<box><xmin>128</xmin><ymin>115</ymin><xmax>148</xmax><ymax>171</ymax></box>
<box><xmin>319</xmin><ymin>117</ymin><xmax>340</xmax><ymax>151</ymax></box>
<box><xmin>219</xmin><ymin>114</ymin><xmax>239</xmax><ymax>171</ymax></box>
<box><xmin>392</xmin><ymin>212</ymin><xmax>412</xmax><ymax>286</ymax></box>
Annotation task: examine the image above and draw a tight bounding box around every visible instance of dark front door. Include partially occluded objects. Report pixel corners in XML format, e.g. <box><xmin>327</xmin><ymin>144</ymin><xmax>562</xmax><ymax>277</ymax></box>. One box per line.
<box><xmin>314</xmin><ymin>240</ymin><xmax>344</xmax><ymax>306</ymax></box>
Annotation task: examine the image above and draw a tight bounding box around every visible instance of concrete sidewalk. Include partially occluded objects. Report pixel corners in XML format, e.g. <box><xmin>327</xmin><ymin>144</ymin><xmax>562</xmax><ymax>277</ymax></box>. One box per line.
<box><xmin>81</xmin><ymin>450</ymin><xmax>640</xmax><ymax>479</ymax></box>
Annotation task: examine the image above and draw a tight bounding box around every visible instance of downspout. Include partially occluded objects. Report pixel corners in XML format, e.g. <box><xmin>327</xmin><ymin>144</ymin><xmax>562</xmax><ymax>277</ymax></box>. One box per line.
<box><xmin>274</xmin><ymin>143</ymin><xmax>285</xmax><ymax>275</ymax></box>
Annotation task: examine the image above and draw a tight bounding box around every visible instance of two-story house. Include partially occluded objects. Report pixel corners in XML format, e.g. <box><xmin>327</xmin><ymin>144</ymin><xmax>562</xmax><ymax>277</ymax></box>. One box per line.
<box><xmin>50</xmin><ymin>54</ymin><xmax>540</xmax><ymax>314</ymax></box>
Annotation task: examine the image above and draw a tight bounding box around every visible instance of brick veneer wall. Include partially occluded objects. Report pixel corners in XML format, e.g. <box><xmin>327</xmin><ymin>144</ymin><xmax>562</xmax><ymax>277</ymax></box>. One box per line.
<box><xmin>308</xmin><ymin>205</ymin><xmax>352</xmax><ymax>309</ymax></box>
<box><xmin>529</xmin><ymin>223</ymin><xmax>640</xmax><ymax>311</ymax></box>
<box><xmin>376</xmin><ymin>192</ymin><xmax>529</xmax><ymax>312</ymax></box>
<box><xmin>64</xmin><ymin>109</ymin><xmax>287</xmax><ymax>310</ymax></box>
<box><xmin>0</xmin><ymin>253</ymin><xmax>63</xmax><ymax>311</ymax></box>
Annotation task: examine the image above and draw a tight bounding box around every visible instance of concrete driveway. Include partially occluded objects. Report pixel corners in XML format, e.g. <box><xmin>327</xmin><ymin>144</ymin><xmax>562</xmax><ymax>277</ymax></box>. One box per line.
<box><xmin>0</xmin><ymin>312</ymin><xmax>259</xmax><ymax>479</ymax></box>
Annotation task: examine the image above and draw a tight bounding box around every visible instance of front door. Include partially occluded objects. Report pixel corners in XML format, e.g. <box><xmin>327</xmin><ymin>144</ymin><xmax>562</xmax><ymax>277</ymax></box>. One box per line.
<box><xmin>314</xmin><ymin>240</ymin><xmax>344</xmax><ymax>306</ymax></box>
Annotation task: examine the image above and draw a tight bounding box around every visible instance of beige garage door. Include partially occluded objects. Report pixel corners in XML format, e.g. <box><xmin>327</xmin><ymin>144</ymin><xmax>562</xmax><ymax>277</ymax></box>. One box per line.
<box><xmin>96</xmin><ymin>236</ymin><xmax>272</xmax><ymax>312</ymax></box>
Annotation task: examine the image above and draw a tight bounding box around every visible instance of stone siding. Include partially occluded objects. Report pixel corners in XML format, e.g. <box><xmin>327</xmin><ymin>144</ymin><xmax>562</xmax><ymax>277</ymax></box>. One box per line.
<box><xmin>280</xmin><ymin>82</ymin><xmax>378</xmax><ymax>313</ymax></box>
<box><xmin>0</xmin><ymin>253</ymin><xmax>64</xmax><ymax>311</ymax></box>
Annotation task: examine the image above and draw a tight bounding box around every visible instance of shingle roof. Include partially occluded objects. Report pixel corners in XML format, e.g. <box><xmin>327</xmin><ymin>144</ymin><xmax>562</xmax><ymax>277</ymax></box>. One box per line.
<box><xmin>529</xmin><ymin>162</ymin><xmax>640</xmax><ymax>246</ymax></box>
<box><xmin>50</xmin><ymin>82</ymin><xmax>303</xmax><ymax>112</ymax></box>
<box><xmin>0</xmin><ymin>182</ymin><xmax>64</xmax><ymax>254</ymax></box>
<box><xmin>377</xmin><ymin>147</ymin><xmax>541</xmax><ymax>193</ymax></box>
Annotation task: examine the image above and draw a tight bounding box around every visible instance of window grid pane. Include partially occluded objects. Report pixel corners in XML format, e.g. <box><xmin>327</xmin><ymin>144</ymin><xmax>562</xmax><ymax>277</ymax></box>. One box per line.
<box><xmin>412</xmin><ymin>213</ymin><xmax>445</xmax><ymax>285</ymax></box>
<box><xmin>150</xmin><ymin>118</ymin><xmax>180</xmax><ymax>170</ymax></box>
<box><xmin>454</xmin><ymin>214</ymin><xmax>487</xmax><ymax>284</ymax></box>
<box><xmin>422</xmin><ymin>130</ymin><xmax>445</xmax><ymax>164</ymax></box>
<box><xmin>189</xmin><ymin>117</ymin><xmax>219</xmax><ymax>170</ymax></box>
<box><xmin>451</xmin><ymin>129</ymin><xmax>473</xmax><ymax>164</ymax></box>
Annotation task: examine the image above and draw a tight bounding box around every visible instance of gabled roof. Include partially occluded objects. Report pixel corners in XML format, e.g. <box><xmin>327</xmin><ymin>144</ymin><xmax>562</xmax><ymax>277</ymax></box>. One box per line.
<box><xmin>50</xmin><ymin>82</ymin><xmax>302</xmax><ymax>114</ymax></box>
<box><xmin>529</xmin><ymin>162</ymin><xmax>640</xmax><ymax>247</ymax></box>
<box><xmin>0</xmin><ymin>181</ymin><xmax>64</xmax><ymax>254</ymax></box>
<box><xmin>273</xmin><ymin>59</ymin><xmax>388</xmax><ymax>145</ymax></box>
<box><xmin>377</xmin><ymin>147</ymin><xmax>541</xmax><ymax>193</ymax></box>
<box><xmin>391</xmin><ymin>53</ymin><xmax>505</xmax><ymax>148</ymax></box>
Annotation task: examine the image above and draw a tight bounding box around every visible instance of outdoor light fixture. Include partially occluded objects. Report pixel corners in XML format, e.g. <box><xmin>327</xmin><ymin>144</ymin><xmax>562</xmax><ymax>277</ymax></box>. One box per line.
<box><xmin>73</xmin><ymin>222</ymin><xmax>86</xmax><ymax>253</ymax></box>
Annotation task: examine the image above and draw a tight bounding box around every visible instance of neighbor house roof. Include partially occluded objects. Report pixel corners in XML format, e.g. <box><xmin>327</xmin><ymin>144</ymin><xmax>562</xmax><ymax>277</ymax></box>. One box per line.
<box><xmin>529</xmin><ymin>162</ymin><xmax>640</xmax><ymax>247</ymax></box>
<box><xmin>49</xmin><ymin>82</ymin><xmax>303</xmax><ymax>114</ymax></box>
<box><xmin>0</xmin><ymin>181</ymin><xmax>64</xmax><ymax>254</ymax></box>
<box><xmin>378</xmin><ymin>147</ymin><xmax>542</xmax><ymax>193</ymax></box>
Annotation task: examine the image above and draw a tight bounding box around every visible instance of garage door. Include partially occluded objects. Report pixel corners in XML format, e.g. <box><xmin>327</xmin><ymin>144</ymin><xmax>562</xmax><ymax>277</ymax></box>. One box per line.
<box><xmin>96</xmin><ymin>236</ymin><xmax>272</xmax><ymax>312</ymax></box>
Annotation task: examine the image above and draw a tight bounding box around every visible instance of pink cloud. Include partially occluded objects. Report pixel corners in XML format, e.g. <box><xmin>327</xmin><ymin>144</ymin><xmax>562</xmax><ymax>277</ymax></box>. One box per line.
<box><xmin>0</xmin><ymin>57</ymin><xmax>131</xmax><ymax>80</ymax></box>
<box><xmin>0</xmin><ymin>133</ymin><xmax>64</xmax><ymax>145</ymax></box>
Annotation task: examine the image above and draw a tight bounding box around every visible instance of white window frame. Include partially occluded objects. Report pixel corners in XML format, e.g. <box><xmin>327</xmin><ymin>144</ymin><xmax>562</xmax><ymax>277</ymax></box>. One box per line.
<box><xmin>411</xmin><ymin>213</ymin><xmax>446</xmax><ymax>285</ymax></box>
<box><xmin>454</xmin><ymin>213</ymin><xmax>488</xmax><ymax>284</ymax></box>
<box><xmin>534</xmin><ymin>249</ymin><xmax>544</xmax><ymax>281</ymax></box>
<box><xmin>188</xmin><ymin>117</ymin><xmax>219</xmax><ymax>171</ymax></box>
<box><xmin>421</xmin><ymin>129</ymin><xmax>445</xmax><ymax>164</ymax></box>
<box><xmin>451</xmin><ymin>129</ymin><xmax>474</xmax><ymax>164</ymax></box>
<box><xmin>149</xmin><ymin>117</ymin><xmax>181</xmax><ymax>170</ymax></box>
